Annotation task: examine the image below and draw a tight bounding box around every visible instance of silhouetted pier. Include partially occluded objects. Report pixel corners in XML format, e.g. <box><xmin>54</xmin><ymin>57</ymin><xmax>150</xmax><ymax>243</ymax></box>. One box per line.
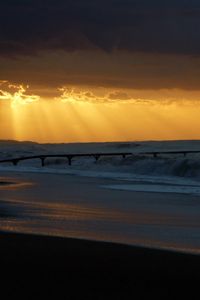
<box><xmin>0</xmin><ymin>152</ymin><xmax>132</xmax><ymax>167</ymax></box>
<box><xmin>141</xmin><ymin>150</ymin><xmax>200</xmax><ymax>158</ymax></box>
<box><xmin>0</xmin><ymin>150</ymin><xmax>199</xmax><ymax>167</ymax></box>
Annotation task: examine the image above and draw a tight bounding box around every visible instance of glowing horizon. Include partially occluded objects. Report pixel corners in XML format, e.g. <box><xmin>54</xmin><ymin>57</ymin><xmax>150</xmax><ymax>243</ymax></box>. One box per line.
<box><xmin>0</xmin><ymin>81</ymin><xmax>200</xmax><ymax>143</ymax></box>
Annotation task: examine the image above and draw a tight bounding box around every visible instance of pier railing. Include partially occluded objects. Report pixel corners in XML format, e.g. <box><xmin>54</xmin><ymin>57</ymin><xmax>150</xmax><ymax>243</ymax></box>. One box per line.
<box><xmin>0</xmin><ymin>152</ymin><xmax>132</xmax><ymax>166</ymax></box>
<box><xmin>0</xmin><ymin>150</ymin><xmax>199</xmax><ymax>167</ymax></box>
<box><xmin>141</xmin><ymin>150</ymin><xmax>200</xmax><ymax>158</ymax></box>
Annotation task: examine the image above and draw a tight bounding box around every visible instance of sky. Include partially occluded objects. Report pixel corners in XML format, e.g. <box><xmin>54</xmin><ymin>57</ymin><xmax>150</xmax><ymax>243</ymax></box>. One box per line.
<box><xmin>0</xmin><ymin>0</ymin><xmax>200</xmax><ymax>143</ymax></box>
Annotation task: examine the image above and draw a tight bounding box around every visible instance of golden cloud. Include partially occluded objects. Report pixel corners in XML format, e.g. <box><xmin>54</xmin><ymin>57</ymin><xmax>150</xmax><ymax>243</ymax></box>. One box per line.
<box><xmin>0</xmin><ymin>80</ymin><xmax>40</xmax><ymax>108</ymax></box>
<box><xmin>56</xmin><ymin>86</ymin><xmax>150</xmax><ymax>104</ymax></box>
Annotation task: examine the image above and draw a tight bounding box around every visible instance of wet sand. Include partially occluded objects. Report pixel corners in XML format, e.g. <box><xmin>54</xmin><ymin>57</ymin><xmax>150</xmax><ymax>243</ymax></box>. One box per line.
<box><xmin>1</xmin><ymin>171</ymin><xmax>200</xmax><ymax>252</ymax></box>
<box><xmin>0</xmin><ymin>180</ymin><xmax>14</xmax><ymax>186</ymax></box>
<box><xmin>1</xmin><ymin>231</ymin><xmax>200</xmax><ymax>299</ymax></box>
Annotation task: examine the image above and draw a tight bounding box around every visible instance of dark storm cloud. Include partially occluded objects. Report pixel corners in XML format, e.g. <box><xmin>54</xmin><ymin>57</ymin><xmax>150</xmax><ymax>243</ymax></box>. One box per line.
<box><xmin>0</xmin><ymin>0</ymin><xmax>200</xmax><ymax>57</ymax></box>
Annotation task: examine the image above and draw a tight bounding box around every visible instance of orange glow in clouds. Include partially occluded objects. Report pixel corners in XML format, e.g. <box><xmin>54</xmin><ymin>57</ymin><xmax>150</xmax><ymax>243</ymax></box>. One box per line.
<box><xmin>0</xmin><ymin>82</ymin><xmax>200</xmax><ymax>142</ymax></box>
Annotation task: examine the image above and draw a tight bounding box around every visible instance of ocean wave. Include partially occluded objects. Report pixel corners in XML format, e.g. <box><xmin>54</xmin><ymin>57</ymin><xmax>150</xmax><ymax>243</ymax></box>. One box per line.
<box><xmin>115</xmin><ymin>156</ymin><xmax>200</xmax><ymax>179</ymax></box>
<box><xmin>1</xmin><ymin>140</ymin><xmax>200</xmax><ymax>181</ymax></box>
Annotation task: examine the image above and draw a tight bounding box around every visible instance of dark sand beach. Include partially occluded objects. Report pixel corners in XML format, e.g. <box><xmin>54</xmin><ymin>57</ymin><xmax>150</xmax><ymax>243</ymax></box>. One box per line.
<box><xmin>1</xmin><ymin>231</ymin><xmax>200</xmax><ymax>299</ymax></box>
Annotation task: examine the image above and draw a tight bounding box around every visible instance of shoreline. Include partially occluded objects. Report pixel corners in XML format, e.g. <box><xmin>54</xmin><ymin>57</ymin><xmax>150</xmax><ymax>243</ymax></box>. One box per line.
<box><xmin>1</xmin><ymin>166</ymin><xmax>200</xmax><ymax>197</ymax></box>
<box><xmin>1</xmin><ymin>170</ymin><xmax>200</xmax><ymax>256</ymax></box>
<box><xmin>1</xmin><ymin>231</ymin><xmax>200</xmax><ymax>298</ymax></box>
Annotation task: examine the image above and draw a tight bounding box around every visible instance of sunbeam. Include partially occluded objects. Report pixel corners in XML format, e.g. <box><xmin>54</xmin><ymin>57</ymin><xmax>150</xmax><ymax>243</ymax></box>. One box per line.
<box><xmin>1</xmin><ymin>81</ymin><xmax>200</xmax><ymax>142</ymax></box>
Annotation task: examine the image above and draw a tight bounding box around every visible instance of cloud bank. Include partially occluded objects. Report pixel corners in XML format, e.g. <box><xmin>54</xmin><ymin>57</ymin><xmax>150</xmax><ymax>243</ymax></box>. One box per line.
<box><xmin>0</xmin><ymin>0</ymin><xmax>200</xmax><ymax>57</ymax></box>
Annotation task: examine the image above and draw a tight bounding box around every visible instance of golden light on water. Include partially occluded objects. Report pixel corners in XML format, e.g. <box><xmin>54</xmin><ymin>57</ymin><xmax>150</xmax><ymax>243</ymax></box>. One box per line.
<box><xmin>0</xmin><ymin>81</ymin><xmax>200</xmax><ymax>142</ymax></box>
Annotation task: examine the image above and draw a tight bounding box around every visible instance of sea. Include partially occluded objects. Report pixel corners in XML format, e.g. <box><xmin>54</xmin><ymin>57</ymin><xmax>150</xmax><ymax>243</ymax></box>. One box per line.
<box><xmin>0</xmin><ymin>139</ymin><xmax>200</xmax><ymax>254</ymax></box>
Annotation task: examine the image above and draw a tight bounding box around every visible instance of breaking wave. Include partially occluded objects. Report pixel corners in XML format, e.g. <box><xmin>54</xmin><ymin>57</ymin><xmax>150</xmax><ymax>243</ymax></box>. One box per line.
<box><xmin>0</xmin><ymin>140</ymin><xmax>200</xmax><ymax>181</ymax></box>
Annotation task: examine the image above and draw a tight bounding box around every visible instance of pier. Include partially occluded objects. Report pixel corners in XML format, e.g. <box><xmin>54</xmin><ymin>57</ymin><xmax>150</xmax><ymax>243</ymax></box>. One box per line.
<box><xmin>0</xmin><ymin>150</ymin><xmax>199</xmax><ymax>167</ymax></box>
<box><xmin>0</xmin><ymin>152</ymin><xmax>132</xmax><ymax>167</ymax></box>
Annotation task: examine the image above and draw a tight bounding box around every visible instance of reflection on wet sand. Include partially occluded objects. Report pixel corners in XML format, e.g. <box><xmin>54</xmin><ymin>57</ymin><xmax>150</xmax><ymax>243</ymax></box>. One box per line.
<box><xmin>1</xmin><ymin>172</ymin><xmax>200</xmax><ymax>254</ymax></box>
<box><xmin>0</xmin><ymin>177</ymin><xmax>33</xmax><ymax>190</ymax></box>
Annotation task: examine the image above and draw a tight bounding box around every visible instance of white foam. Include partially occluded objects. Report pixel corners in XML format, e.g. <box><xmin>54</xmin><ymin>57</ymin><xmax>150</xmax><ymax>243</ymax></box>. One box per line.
<box><xmin>1</xmin><ymin>139</ymin><xmax>200</xmax><ymax>196</ymax></box>
<box><xmin>102</xmin><ymin>183</ymin><xmax>200</xmax><ymax>195</ymax></box>
<box><xmin>1</xmin><ymin>164</ymin><xmax>200</xmax><ymax>196</ymax></box>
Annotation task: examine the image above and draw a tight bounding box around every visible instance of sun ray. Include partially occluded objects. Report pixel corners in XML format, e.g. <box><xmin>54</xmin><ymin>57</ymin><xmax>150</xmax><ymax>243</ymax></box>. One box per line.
<box><xmin>1</xmin><ymin>81</ymin><xmax>200</xmax><ymax>142</ymax></box>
